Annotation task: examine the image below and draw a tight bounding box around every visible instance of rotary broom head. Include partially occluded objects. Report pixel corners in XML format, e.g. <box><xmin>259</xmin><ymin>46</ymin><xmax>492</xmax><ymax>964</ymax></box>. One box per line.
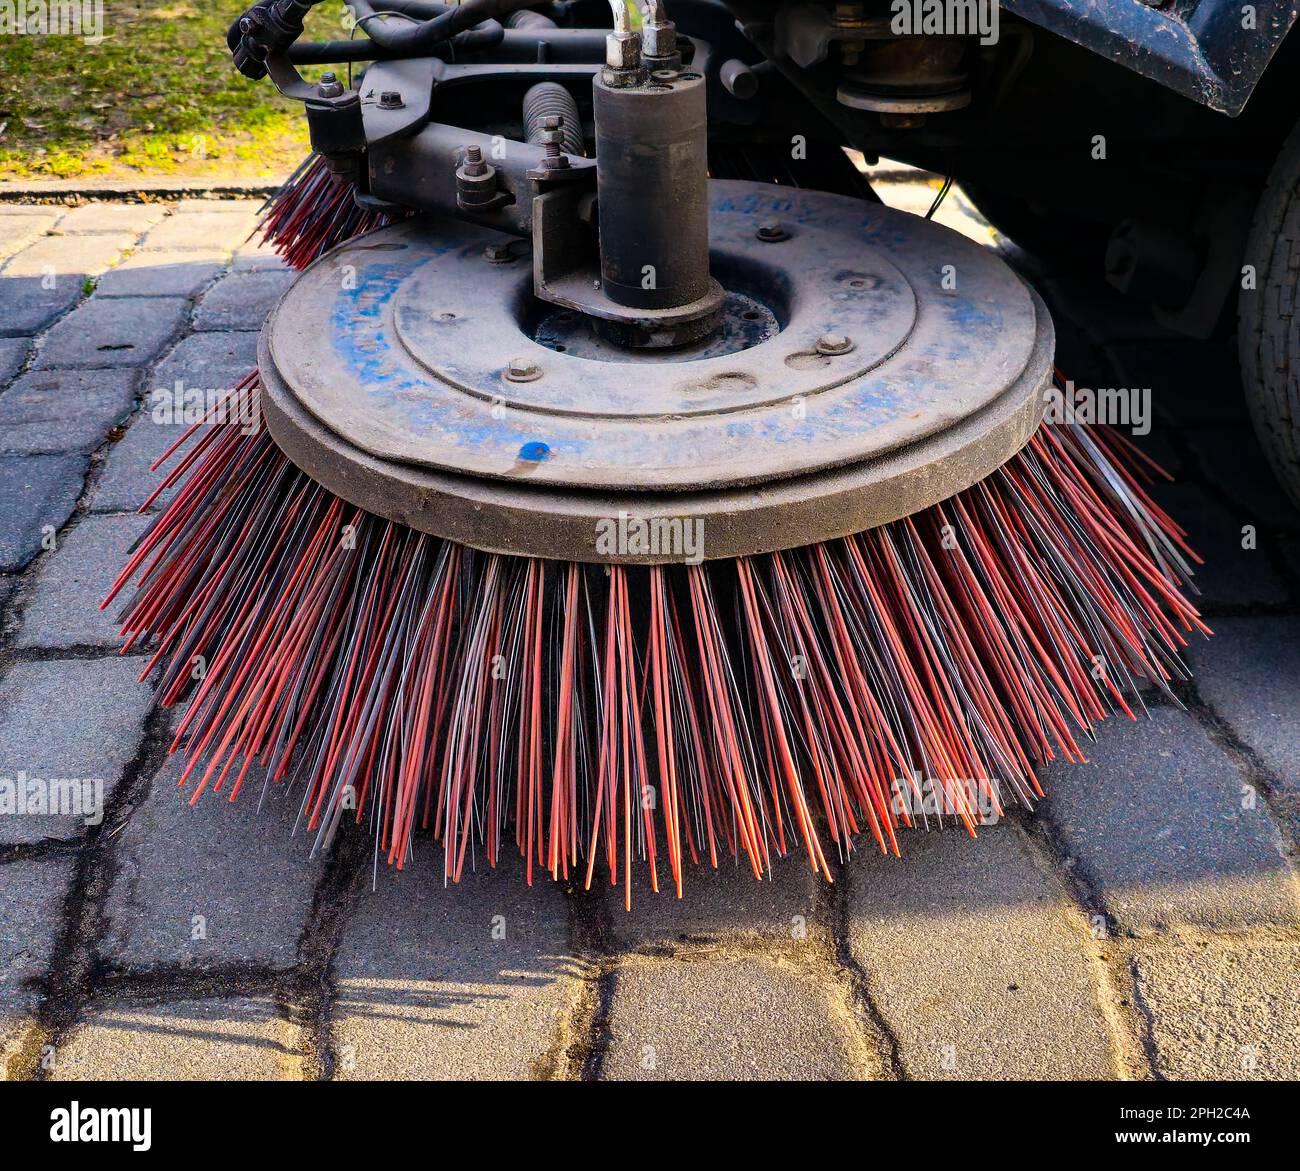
<box><xmin>104</xmin><ymin>157</ymin><xmax>1207</xmax><ymax>905</ymax></box>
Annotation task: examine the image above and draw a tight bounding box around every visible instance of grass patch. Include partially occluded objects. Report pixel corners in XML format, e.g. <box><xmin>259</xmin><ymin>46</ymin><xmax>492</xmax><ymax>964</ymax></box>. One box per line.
<box><xmin>0</xmin><ymin>0</ymin><xmax>351</xmax><ymax>180</ymax></box>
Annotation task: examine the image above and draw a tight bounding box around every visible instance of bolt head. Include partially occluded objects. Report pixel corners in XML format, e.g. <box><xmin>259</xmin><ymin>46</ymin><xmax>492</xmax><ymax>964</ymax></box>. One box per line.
<box><xmin>815</xmin><ymin>333</ymin><xmax>855</xmax><ymax>356</ymax></box>
<box><xmin>505</xmin><ymin>358</ymin><xmax>542</xmax><ymax>382</ymax></box>
<box><xmin>483</xmin><ymin>243</ymin><xmax>515</xmax><ymax>263</ymax></box>
<box><xmin>379</xmin><ymin>90</ymin><xmax>404</xmax><ymax>109</ymax></box>
<box><xmin>756</xmin><ymin>221</ymin><xmax>790</xmax><ymax>242</ymax></box>
<box><xmin>541</xmin><ymin>115</ymin><xmax>562</xmax><ymax>131</ymax></box>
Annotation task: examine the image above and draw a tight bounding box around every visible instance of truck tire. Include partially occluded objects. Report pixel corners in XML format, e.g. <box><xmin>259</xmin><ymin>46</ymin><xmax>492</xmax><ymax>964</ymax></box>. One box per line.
<box><xmin>1239</xmin><ymin>120</ymin><xmax>1300</xmax><ymax>509</ymax></box>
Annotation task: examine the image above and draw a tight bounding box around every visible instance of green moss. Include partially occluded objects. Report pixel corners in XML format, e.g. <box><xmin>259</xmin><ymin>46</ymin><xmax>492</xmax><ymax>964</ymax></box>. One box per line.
<box><xmin>0</xmin><ymin>1</ymin><xmax>347</xmax><ymax>179</ymax></box>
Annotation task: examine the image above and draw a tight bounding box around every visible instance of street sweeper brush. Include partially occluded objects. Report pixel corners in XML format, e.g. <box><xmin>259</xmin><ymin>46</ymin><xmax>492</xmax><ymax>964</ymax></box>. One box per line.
<box><xmin>104</xmin><ymin>0</ymin><xmax>1208</xmax><ymax>905</ymax></box>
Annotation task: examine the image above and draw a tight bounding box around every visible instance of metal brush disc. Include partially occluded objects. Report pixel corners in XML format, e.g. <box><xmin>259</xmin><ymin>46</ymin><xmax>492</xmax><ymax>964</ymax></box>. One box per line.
<box><xmin>259</xmin><ymin>178</ymin><xmax>1053</xmax><ymax>563</ymax></box>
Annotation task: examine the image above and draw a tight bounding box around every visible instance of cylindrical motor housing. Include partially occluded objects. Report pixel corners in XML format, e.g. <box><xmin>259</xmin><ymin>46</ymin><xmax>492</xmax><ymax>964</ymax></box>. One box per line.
<box><xmin>592</xmin><ymin>69</ymin><xmax>711</xmax><ymax>311</ymax></box>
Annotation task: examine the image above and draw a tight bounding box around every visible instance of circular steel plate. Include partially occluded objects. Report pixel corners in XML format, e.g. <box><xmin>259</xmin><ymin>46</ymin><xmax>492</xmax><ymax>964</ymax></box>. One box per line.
<box><xmin>261</xmin><ymin>179</ymin><xmax>1054</xmax><ymax>562</ymax></box>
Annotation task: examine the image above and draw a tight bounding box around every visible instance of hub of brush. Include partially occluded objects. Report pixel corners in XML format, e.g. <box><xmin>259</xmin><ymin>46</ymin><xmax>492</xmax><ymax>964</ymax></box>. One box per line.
<box><xmin>249</xmin><ymin>0</ymin><xmax>1052</xmax><ymax>563</ymax></box>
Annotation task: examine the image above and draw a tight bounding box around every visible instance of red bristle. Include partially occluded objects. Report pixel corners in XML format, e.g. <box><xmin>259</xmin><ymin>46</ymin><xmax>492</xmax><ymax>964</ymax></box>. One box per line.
<box><xmin>108</xmin><ymin>373</ymin><xmax>1207</xmax><ymax>903</ymax></box>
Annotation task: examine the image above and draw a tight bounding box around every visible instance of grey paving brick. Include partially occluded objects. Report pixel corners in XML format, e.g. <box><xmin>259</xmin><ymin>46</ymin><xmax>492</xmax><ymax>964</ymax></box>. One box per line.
<box><xmin>50</xmin><ymin>996</ymin><xmax>305</xmax><ymax>1080</ymax></box>
<box><xmin>1185</xmin><ymin>424</ymin><xmax>1300</xmax><ymax>531</ymax></box>
<box><xmin>1147</xmin><ymin>482</ymin><xmax>1287</xmax><ymax>609</ymax></box>
<box><xmin>605</xmin><ymin>853</ymin><xmax>820</xmax><ymax>951</ymax></box>
<box><xmin>0</xmin><ymin>657</ymin><xmax>153</xmax><ymax>844</ymax></box>
<box><xmin>174</xmin><ymin>198</ymin><xmax>263</xmax><ymax>215</ymax></box>
<box><xmin>193</xmin><ymin>269</ymin><xmax>294</xmax><ymax>331</ymax></box>
<box><xmin>89</xmin><ymin>411</ymin><xmax>199</xmax><ymax>514</ymax></box>
<box><xmin>232</xmin><ymin>234</ymin><xmax>290</xmax><ymax>272</ymax></box>
<box><xmin>845</xmin><ymin>825</ymin><xmax>1116</xmax><ymax>1079</ymax></box>
<box><xmin>17</xmin><ymin>513</ymin><xmax>153</xmax><ymax>649</ymax></box>
<box><xmin>1133</xmin><ymin>941</ymin><xmax>1300</xmax><ymax>1079</ymax></box>
<box><xmin>332</xmin><ymin>845</ymin><xmax>580</xmax><ymax>1079</ymax></box>
<box><xmin>1039</xmin><ymin>708</ymin><xmax>1299</xmax><ymax>935</ymax></box>
<box><xmin>601</xmin><ymin>956</ymin><xmax>876</xmax><ymax>1080</ymax></box>
<box><xmin>96</xmin><ymin>248</ymin><xmax>226</xmax><ymax>298</ymax></box>
<box><xmin>0</xmin><ymin>275</ymin><xmax>82</xmax><ymax>338</ymax></box>
<box><xmin>102</xmin><ymin>744</ymin><xmax>318</xmax><ymax>970</ymax></box>
<box><xmin>0</xmin><ymin>453</ymin><xmax>87</xmax><ymax>571</ymax></box>
<box><xmin>0</xmin><ymin>368</ymin><xmax>137</xmax><ymax>454</ymax></box>
<box><xmin>0</xmin><ymin>855</ymin><xmax>74</xmax><ymax>1079</ymax></box>
<box><xmin>1190</xmin><ymin>616</ymin><xmax>1300</xmax><ymax>825</ymax></box>
<box><xmin>1106</xmin><ymin>338</ymin><xmax>1242</xmax><ymax>429</ymax></box>
<box><xmin>91</xmin><ymin>330</ymin><xmax>259</xmax><ymax>515</ymax></box>
<box><xmin>149</xmin><ymin>328</ymin><xmax>259</xmax><ymax>392</ymax></box>
<box><xmin>0</xmin><ymin>211</ymin><xmax>58</xmax><ymax>264</ymax></box>
<box><xmin>3</xmin><ymin>231</ymin><xmax>134</xmax><ymax>283</ymax></box>
<box><xmin>0</xmin><ymin>337</ymin><xmax>29</xmax><ymax>385</ymax></box>
<box><xmin>35</xmin><ymin>295</ymin><xmax>189</xmax><ymax>369</ymax></box>
<box><xmin>55</xmin><ymin>203</ymin><xmax>166</xmax><ymax>235</ymax></box>
<box><xmin>142</xmin><ymin>210</ymin><xmax>258</xmax><ymax>252</ymax></box>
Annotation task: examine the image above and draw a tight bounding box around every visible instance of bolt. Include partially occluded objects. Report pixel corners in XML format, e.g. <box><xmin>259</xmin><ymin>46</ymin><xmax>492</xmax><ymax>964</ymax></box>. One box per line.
<box><xmin>505</xmin><ymin>357</ymin><xmax>542</xmax><ymax>382</ymax></box>
<box><xmin>317</xmin><ymin>71</ymin><xmax>344</xmax><ymax>99</ymax></box>
<box><xmin>539</xmin><ymin>116</ymin><xmax>570</xmax><ymax>170</ymax></box>
<box><xmin>462</xmin><ymin>144</ymin><xmax>487</xmax><ymax>177</ymax></box>
<box><xmin>816</xmin><ymin>333</ymin><xmax>855</xmax><ymax>356</ymax></box>
<box><xmin>756</xmin><ymin>221</ymin><xmax>789</xmax><ymax>243</ymax></box>
<box><xmin>379</xmin><ymin>90</ymin><xmax>404</xmax><ymax>109</ymax></box>
<box><xmin>483</xmin><ymin>242</ymin><xmax>514</xmax><ymax>263</ymax></box>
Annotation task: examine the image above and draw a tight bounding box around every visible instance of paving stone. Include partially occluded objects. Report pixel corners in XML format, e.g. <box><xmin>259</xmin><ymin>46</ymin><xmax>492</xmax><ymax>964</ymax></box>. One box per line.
<box><xmin>102</xmin><ymin>741</ymin><xmax>319</xmax><ymax>971</ymax></box>
<box><xmin>845</xmin><ymin>825</ymin><xmax>1116</xmax><ymax>1079</ymax></box>
<box><xmin>1185</xmin><ymin>424</ymin><xmax>1300</xmax><ymax>531</ymax></box>
<box><xmin>0</xmin><ymin>233</ymin><xmax>135</xmax><ymax>335</ymax></box>
<box><xmin>1039</xmin><ymin>707</ymin><xmax>1299</xmax><ymax>935</ymax></box>
<box><xmin>605</xmin><ymin>853</ymin><xmax>820</xmax><ymax>951</ymax></box>
<box><xmin>0</xmin><ymin>337</ymin><xmax>29</xmax><ymax>385</ymax></box>
<box><xmin>0</xmin><ymin>453</ymin><xmax>87</xmax><ymax>571</ymax></box>
<box><xmin>142</xmin><ymin>210</ymin><xmax>258</xmax><ymax>252</ymax></box>
<box><xmin>1147</xmin><ymin>482</ymin><xmax>1288</xmax><ymax>609</ymax></box>
<box><xmin>193</xmin><ymin>269</ymin><xmax>294</xmax><ymax>331</ymax></box>
<box><xmin>0</xmin><ymin>657</ymin><xmax>153</xmax><ymax>844</ymax></box>
<box><xmin>0</xmin><ymin>368</ymin><xmax>137</xmax><ymax>454</ymax></box>
<box><xmin>1106</xmin><ymin>338</ymin><xmax>1244</xmax><ymax>429</ymax></box>
<box><xmin>1</xmin><ymin>855</ymin><xmax>75</xmax><ymax>1079</ymax></box>
<box><xmin>231</xmin><ymin>234</ymin><xmax>289</xmax><ymax>272</ymax></box>
<box><xmin>1191</xmin><ymin>616</ymin><xmax>1300</xmax><ymax>822</ymax></box>
<box><xmin>50</xmin><ymin>996</ymin><xmax>305</xmax><ymax>1080</ymax></box>
<box><xmin>89</xmin><ymin>410</ymin><xmax>200</xmax><ymax>514</ymax></box>
<box><xmin>91</xmin><ymin>331</ymin><xmax>259</xmax><ymax>514</ymax></box>
<box><xmin>174</xmin><ymin>198</ymin><xmax>264</xmax><ymax>215</ymax></box>
<box><xmin>0</xmin><ymin>211</ymin><xmax>58</xmax><ymax>264</ymax></box>
<box><xmin>601</xmin><ymin>956</ymin><xmax>874</xmax><ymax>1080</ymax></box>
<box><xmin>150</xmin><ymin>327</ymin><xmax>259</xmax><ymax>392</ymax></box>
<box><xmin>17</xmin><ymin>513</ymin><xmax>152</xmax><ymax>649</ymax></box>
<box><xmin>55</xmin><ymin>203</ymin><xmax>166</xmax><ymax>235</ymax></box>
<box><xmin>332</xmin><ymin>844</ymin><xmax>581</xmax><ymax>1080</ymax></box>
<box><xmin>1133</xmin><ymin>941</ymin><xmax>1300</xmax><ymax>1079</ymax></box>
<box><xmin>96</xmin><ymin>248</ymin><xmax>227</xmax><ymax>298</ymax></box>
<box><xmin>35</xmin><ymin>295</ymin><xmax>189</xmax><ymax>369</ymax></box>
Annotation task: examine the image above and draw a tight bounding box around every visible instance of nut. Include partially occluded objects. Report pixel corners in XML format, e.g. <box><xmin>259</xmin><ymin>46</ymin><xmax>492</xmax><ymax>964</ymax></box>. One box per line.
<box><xmin>756</xmin><ymin>221</ymin><xmax>790</xmax><ymax>243</ymax></box>
<box><xmin>379</xmin><ymin>90</ymin><xmax>404</xmax><ymax>109</ymax></box>
<box><xmin>504</xmin><ymin>358</ymin><xmax>542</xmax><ymax>383</ymax></box>
<box><xmin>317</xmin><ymin>71</ymin><xmax>344</xmax><ymax>99</ymax></box>
<box><xmin>815</xmin><ymin>333</ymin><xmax>855</xmax><ymax>356</ymax></box>
<box><xmin>483</xmin><ymin>243</ymin><xmax>515</xmax><ymax>263</ymax></box>
<box><xmin>642</xmin><ymin>18</ymin><xmax>677</xmax><ymax>61</ymax></box>
<box><xmin>605</xmin><ymin>29</ymin><xmax>642</xmax><ymax>70</ymax></box>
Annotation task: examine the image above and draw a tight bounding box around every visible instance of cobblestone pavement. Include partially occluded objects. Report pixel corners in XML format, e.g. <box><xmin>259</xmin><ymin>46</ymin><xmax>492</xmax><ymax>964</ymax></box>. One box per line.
<box><xmin>0</xmin><ymin>186</ymin><xmax>1297</xmax><ymax>1081</ymax></box>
